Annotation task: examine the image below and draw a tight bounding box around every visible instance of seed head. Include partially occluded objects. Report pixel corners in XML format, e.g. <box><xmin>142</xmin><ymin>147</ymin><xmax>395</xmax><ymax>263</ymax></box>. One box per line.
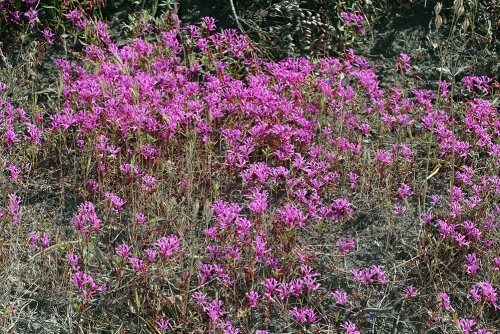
<box><xmin>435</xmin><ymin>15</ymin><xmax>443</xmax><ymax>30</ymax></box>
<box><xmin>434</xmin><ymin>2</ymin><xmax>442</xmax><ymax>16</ymax></box>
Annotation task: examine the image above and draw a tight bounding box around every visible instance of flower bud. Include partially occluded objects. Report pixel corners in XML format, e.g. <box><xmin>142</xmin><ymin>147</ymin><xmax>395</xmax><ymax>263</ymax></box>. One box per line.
<box><xmin>435</xmin><ymin>15</ymin><xmax>443</xmax><ymax>30</ymax></box>
<box><xmin>434</xmin><ymin>2</ymin><xmax>442</xmax><ymax>16</ymax></box>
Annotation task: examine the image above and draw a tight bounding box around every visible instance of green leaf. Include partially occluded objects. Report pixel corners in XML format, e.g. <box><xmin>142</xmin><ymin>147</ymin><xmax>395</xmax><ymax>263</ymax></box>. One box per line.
<box><xmin>149</xmin><ymin>216</ymin><xmax>166</xmax><ymax>224</ymax></box>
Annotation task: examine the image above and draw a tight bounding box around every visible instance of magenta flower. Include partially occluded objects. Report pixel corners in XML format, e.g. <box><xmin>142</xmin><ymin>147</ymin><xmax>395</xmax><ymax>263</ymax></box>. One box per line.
<box><xmin>129</xmin><ymin>257</ymin><xmax>145</xmax><ymax>274</ymax></box>
<box><xmin>420</xmin><ymin>212</ymin><xmax>435</xmax><ymax>225</ymax></box>
<box><xmin>458</xmin><ymin>318</ymin><xmax>476</xmax><ymax>334</ymax></box>
<box><xmin>23</xmin><ymin>122</ymin><xmax>43</xmax><ymax>145</ymax></box>
<box><xmin>24</xmin><ymin>8</ymin><xmax>38</xmax><ymax>24</ymax></box>
<box><xmin>470</xmin><ymin>281</ymin><xmax>497</xmax><ymax>305</ymax></box>
<box><xmin>40</xmin><ymin>234</ymin><xmax>50</xmax><ymax>248</ymax></box>
<box><xmin>116</xmin><ymin>244</ymin><xmax>131</xmax><ymax>258</ymax></box>
<box><xmin>140</xmin><ymin>143</ymin><xmax>162</xmax><ymax>160</ymax></box>
<box><xmin>261</xmin><ymin>278</ymin><xmax>279</xmax><ymax>298</ymax></box>
<box><xmin>289</xmin><ymin>307</ymin><xmax>320</xmax><ymax>324</ymax></box>
<box><xmin>493</xmin><ymin>257</ymin><xmax>500</xmax><ymax>271</ymax></box>
<box><xmin>245</xmin><ymin>187</ymin><xmax>268</xmax><ymax>214</ymax></box>
<box><xmin>341</xmin><ymin>321</ymin><xmax>360</xmax><ymax>334</ymax></box>
<box><xmin>71</xmin><ymin>201</ymin><xmax>101</xmax><ymax>236</ymax></box>
<box><xmin>351</xmin><ymin>265</ymin><xmax>387</xmax><ymax>284</ymax></box>
<box><xmin>253</xmin><ymin>234</ymin><xmax>271</xmax><ymax>261</ymax></box>
<box><xmin>275</xmin><ymin>203</ymin><xmax>307</xmax><ymax>228</ymax></box>
<box><xmin>7</xmin><ymin>193</ymin><xmax>22</xmax><ymax>225</ymax></box>
<box><xmin>376</xmin><ymin>150</ymin><xmax>393</xmax><ymax>164</ymax></box>
<box><xmin>41</xmin><ymin>29</ymin><xmax>55</xmax><ymax>44</ymax></box>
<box><xmin>464</xmin><ymin>253</ymin><xmax>480</xmax><ymax>276</ymax></box>
<box><xmin>392</xmin><ymin>203</ymin><xmax>406</xmax><ymax>215</ymax></box>
<box><xmin>204</xmin><ymin>299</ymin><xmax>226</xmax><ymax>324</ymax></box>
<box><xmin>337</xmin><ymin>236</ymin><xmax>356</xmax><ymax>254</ymax></box>
<box><xmin>397</xmin><ymin>183</ymin><xmax>414</xmax><ymax>199</ymax></box>
<box><xmin>212</xmin><ymin>200</ymin><xmax>242</xmax><ymax>230</ymax></box>
<box><xmin>5</xmin><ymin>164</ymin><xmax>20</xmax><ymax>182</ymax></box>
<box><xmin>277</xmin><ymin>282</ymin><xmax>292</xmax><ymax>300</ymax></box>
<box><xmin>156</xmin><ymin>318</ymin><xmax>170</xmax><ymax>330</ymax></box>
<box><xmin>399</xmin><ymin>143</ymin><xmax>413</xmax><ymax>160</ymax></box>
<box><xmin>135</xmin><ymin>212</ymin><xmax>148</xmax><ymax>226</ymax></box>
<box><xmin>439</xmin><ymin>292</ymin><xmax>451</xmax><ymax>310</ymax></box>
<box><xmin>70</xmin><ymin>271</ymin><xmax>106</xmax><ymax>302</ymax></box>
<box><xmin>397</xmin><ymin>53</ymin><xmax>412</xmax><ymax>73</ymax></box>
<box><xmin>404</xmin><ymin>286</ymin><xmax>419</xmax><ymax>298</ymax></box>
<box><xmin>332</xmin><ymin>290</ymin><xmax>350</xmax><ymax>305</ymax></box>
<box><xmin>192</xmin><ymin>291</ymin><xmax>208</xmax><ymax>306</ymax></box>
<box><xmin>156</xmin><ymin>235</ymin><xmax>180</xmax><ymax>259</ymax></box>
<box><xmin>67</xmin><ymin>253</ymin><xmax>80</xmax><ymax>269</ymax></box>
<box><xmin>474</xmin><ymin>330</ymin><xmax>492</xmax><ymax>334</ymax></box>
<box><xmin>10</xmin><ymin>11</ymin><xmax>22</xmax><ymax>22</ymax></box>
<box><xmin>104</xmin><ymin>192</ymin><xmax>126</xmax><ymax>213</ymax></box>
<box><xmin>245</xmin><ymin>291</ymin><xmax>260</xmax><ymax>307</ymax></box>
<box><xmin>28</xmin><ymin>232</ymin><xmax>40</xmax><ymax>250</ymax></box>
<box><xmin>141</xmin><ymin>175</ymin><xmax>156</xmax><ymax>191</ymax></box>
<box><xmin>203</xmin><ymin>227</ymin><xmax>217</xmax><ymax>238</ymax></box>
<box><xmin>202</xmin><ymin>17</ymin><xmax>217</xmax><ymax>31</ymax></box>
<box><xmin>331</xmin><ymin>198</ymin><xmax>354</xmax><ymax>218</ymax></box>
<box><xmin>348</xmin><ymin>172</ymin><xmax>359</xmax><ymax>190</ymax></box>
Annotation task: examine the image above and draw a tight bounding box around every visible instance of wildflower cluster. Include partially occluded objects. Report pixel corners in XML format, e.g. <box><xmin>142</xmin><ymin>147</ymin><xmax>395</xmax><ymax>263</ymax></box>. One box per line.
<box><xmin>0</xmin><ymin>5</ymin><xmax>499</xmax><ymax>333</ymax></box>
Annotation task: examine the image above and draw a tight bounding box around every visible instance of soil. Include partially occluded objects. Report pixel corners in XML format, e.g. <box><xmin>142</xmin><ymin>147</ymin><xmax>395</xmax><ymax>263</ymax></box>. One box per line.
<box><xmin>1</xmin><ymin>0</ymin><xmax>499</xmax><ymax>333</ymax></box>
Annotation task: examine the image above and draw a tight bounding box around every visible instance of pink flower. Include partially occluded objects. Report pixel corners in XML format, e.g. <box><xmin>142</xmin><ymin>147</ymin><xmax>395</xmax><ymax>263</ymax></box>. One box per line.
<box><xmin>439</xmin><ymin>292</ymin><xmax>451</xmax><ymax>310</ymax></box>
<box><xmin>28</xmin><ymin>232</ymin><xmax>40</xmax><ymax>250</ymax></box>
<box><xmin>332</xmin><ymin>290</ymin><xmax>350</xmax><ymax>305</ymax></box>
<box><xmin>261</xmin><ymin>278</ymin><xmax>279</xmax><ymax>299</ymax></box>
<box><xmin>470</xmin><ymin>281</ymin><xmax>497</xmax><ymax>305</ymax></box>
<box><xmin>156</xmin><ymin>235</ymin><xmax>180</xmax><ymax>259</ymax></box>
<box><xmin>290</xmin><ymin>307</ymin><xmax>320</xmax><ymax>324</ymax></box>
<box><xmin>245</xmin><ymin>187</ymin><xmax>268</xmax><ymax>214</ymax></box>
<box><xmin>40</xmin><ymin>234</ymin><xmax>50</xmax><ymax>248</ymax></box>
<box><xmin>341</xmin><ymin>321</ymin><xmax>360</xmax><ymax>334</ymax></box>
<box><xmin>204</xmin><ymin>299</ymin><xmax>226</xmax><ymax>324</ymax></box>
<box><xmin>104</xmin><ymin>192</ymin><xmax>126</xmax><ymax>213</ymax></box>
<box><xmin>116</xmin><ymin>244</ymin><xmax>131</xmax><ymax>258</ymax></box>
<box><xmin>192</xmin><ymin>291</ymin><xmax>207</xmax><ymax>305</ymax></box>
<box><xmin>156</xmin><ymin>318</ymin><xmax>170</xmax><ymax>330</ymax></box>
<box><xmin>376</xmin><ymin>150</ymin><xmax>393</xmax><ymax>164</ymax></box>
<box><xmin>144</xmin><ymin>248</ymin><xmax>157</xmax><ymax>261</ymax></box>
<box><xmin>24</xmin><ymin>8</ymin><xmax>38</xmax><ymax>24</ymax></box>
<box><xmin>392</xmin><ymin>203</ymin><xmax>407</xmax><ymax>215</ymax></box>
<box><xmin>135</xmin><ymin>212</ymin><xmax>148</xmax><ymax>226</ymax></box>
<box><xmin>6</xmin><ymin>193</ymin><xmax>22</xmax><ymax>225</ymax></box>
<box><xmin>337</xmin><ymin>236</ymin><xmax>356</xmax><ymax>254</ymax></box>
<box><xmin>398</xmin><ymin>183</ymin><xmax>414</xmax><ymax>199</ymax></box>
<box><xmin>404</xmin><ymin>286</ymin><xmax>419</xmax><ymax>298</ymax></box>
<box><xmin>245</xmin><ymin>291</ymin><xmax>260</xmax><ymax>307</ymax></box>
<box><xmin>493</xmin><ymin>257</ymin><xmax>500</xmax><ymax>271</ymax></box>
<box><xmin>396</xmin><ymin>53</ymin><xmax>412</xmax><ymax>73</ymax></box>
<box><xmin>41</xmin><ymin>29</ymin><xmax>55</xmax><ymax>44</ymax></box>
<box><xmin>430</xmin><ymin>195</ymin><xmax>443</xmax><ymax>206</ymax></box>
<box><xmin>202</xmin><ymin>17</ymin><xmax>217</xmax><ymax>31</ymax></box>
<box><xmin>458</xmin><ymin>318</ymin><xmax>476</xmax><ymax>334</ymax></box>
<box><xmin>420</xmin><ymin>212</ymin><xmax>435</xmax><ymax>224</ymax></box>
<box><xmin>141</xmin><ymin>175</ymin><xmax>156</xmax><ymax>191</ymax></box>
<box><xmin>67</xmin><ymin>253</ymin><xmax>80</xmax><ymax>269</ymax></box>
<box><xmin>129</xmin><ymin>257</ymin><xmax>145</xmax><ymax>274</ymax></box>
<box><xmin>5</xmin><ymin>164</ymin><xmax>20</xmax><ymax>182</ymax></box>
<box><xmin>348</xmin><ymin>172</ymin><xmax>359</xmax><ymax>189</ymax></box>
<box><xmin>464</xmin><ymin>253</ymin><xmax>480</xmax><ymax>276</ymax></box>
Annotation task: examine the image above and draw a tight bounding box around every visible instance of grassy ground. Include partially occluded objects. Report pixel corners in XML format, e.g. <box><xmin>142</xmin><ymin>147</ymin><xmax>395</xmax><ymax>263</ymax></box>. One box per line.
<box><xmin>0</xmin><ymin>1</ymin><xmax>499</xmax><ymax>333</ymax></box>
